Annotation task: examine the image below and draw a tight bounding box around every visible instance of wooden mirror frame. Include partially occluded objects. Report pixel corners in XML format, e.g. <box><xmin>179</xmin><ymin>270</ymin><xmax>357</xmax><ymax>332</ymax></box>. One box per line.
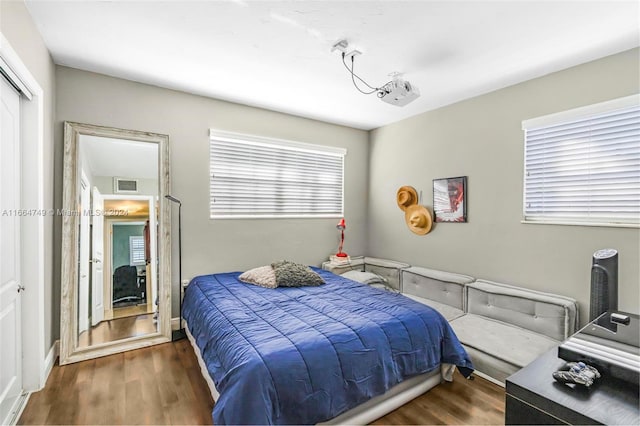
<box><xmin>60</xmin><ymin>122</ymin><xmax>171</xmax><ymax>364</ymax></box>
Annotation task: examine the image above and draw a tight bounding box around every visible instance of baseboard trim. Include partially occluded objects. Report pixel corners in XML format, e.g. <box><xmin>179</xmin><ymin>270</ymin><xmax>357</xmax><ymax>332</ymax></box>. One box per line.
<box><xmin>171</xmin><ymin>317</ymin><xmax>180</xmax><ymax>331</ymax></box>
<box><xmin>44</xmin><ymin>340</ymin><xmax>59</xmax><ymax>385</ymax></box>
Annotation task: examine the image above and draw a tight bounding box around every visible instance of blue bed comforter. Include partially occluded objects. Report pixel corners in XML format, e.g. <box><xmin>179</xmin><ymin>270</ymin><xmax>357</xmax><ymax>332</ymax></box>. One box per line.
<box><xmin>182</xmin><ymin>268</ymin><xmax>473</xmax><ymax>425</ymax></box>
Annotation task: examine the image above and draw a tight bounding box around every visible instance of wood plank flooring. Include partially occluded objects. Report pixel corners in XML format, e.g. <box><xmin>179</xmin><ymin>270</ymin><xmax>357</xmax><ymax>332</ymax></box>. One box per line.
<box><xmin>77</xmin><ymin>314</ymin><xmax>157</xmax><ymax>348</ymax></box>
<box><xmin>19</xmin><ymin>340</ymin><xmax>213</xmax><ymax>425</ymax></box>
<box><xmin>372</xmin><ymin>373</ymin><xmax>505</xmax><ymax>425</ymax></box>
<box><xmin>19</xmin><ymin>339</ymin><xmax>505</xmax><ymax>425</ymax></box>
<box><xmin>105</xmin><ymin>304</ymin><xmax>154</xmax><ymax>321</ymax></box>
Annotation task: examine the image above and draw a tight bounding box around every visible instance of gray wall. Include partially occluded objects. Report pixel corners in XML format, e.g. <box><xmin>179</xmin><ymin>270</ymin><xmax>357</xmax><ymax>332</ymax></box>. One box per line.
<box><xmin>368</xmin><ymin>48</ymin><xmax>640</xmax><ymax>322</ymax></box>
<box><xmin>0</xmin><ymin>1</ymin><xmax>56</xmax><ymax>347</ymax></box>
<box><xmin>93</xmin><ymin>176</ymin><xmax>158</xmax><ymax>196</ymax></box>
<box><xmin>55</xmin><ymin>66</ymin><xmax>370</xmax><ymax>317</ymax></box>
<box><xmin>112</xmin><ymin>224</ymin><xmax>145</xmax><ymax>273</ymax></box>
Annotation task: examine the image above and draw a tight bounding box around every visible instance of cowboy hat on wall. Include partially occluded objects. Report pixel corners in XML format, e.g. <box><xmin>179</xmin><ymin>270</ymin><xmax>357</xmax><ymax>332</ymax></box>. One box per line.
<box><xmin>396</xmin><ymin>185</ymin><xmax>433</xmax><ymax>235</ymax></box>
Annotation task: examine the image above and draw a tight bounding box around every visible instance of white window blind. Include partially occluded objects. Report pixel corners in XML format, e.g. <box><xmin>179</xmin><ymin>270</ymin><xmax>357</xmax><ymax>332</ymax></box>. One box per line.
<box><xmin>523</xmin><ymin>95</ymin><xmax>640</xmax><ymax>226</ymax></box>
<box><xmin>209</xmin><ymin>130</ymin><xmax>346</xmax><ymax>219</ymax></box>
<box><xmin>129</xmin><ymin>236</ymin><xmax>145</xmax><ymax>266</ymax></box>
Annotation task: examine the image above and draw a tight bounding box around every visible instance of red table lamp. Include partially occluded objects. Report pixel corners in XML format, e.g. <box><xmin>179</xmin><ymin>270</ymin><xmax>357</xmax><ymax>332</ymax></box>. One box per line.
<box><xmin>335</xmin><ymin>218</ymin><xmax>348</xmax><ymax>258</ymax></box>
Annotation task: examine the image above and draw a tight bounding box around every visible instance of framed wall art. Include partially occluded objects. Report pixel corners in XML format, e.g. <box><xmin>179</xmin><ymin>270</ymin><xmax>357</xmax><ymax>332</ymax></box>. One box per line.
<box><xmin>433</xmin><ymin>176</ymin><xmax>467</xmax><ymax>223</ymax></box>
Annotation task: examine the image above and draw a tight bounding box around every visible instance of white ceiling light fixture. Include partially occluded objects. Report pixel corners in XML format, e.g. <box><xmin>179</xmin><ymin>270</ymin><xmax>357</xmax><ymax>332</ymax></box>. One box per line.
<box><xmin>332</xmin><ymin>39</ymin><xmax>420</xmax><ymax>107</ymax></box>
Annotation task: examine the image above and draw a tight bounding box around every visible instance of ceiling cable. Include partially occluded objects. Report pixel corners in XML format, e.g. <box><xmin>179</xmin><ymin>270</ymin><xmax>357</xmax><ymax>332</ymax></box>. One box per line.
<box><xmin>341</xmin><ymin>52</ymin><xmax>390</xmax><ymax>96</ymax></box>
<box><xmin>333</xmin><ymin>39</ymin><xmax>421</xmax><ymax>107</ymax></box>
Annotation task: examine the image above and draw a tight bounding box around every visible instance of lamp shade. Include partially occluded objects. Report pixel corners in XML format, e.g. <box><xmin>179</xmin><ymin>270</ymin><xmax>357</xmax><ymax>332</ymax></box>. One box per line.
<box><xmin>336</xmin><ymin>218</ymin><xmax>346</xmax><ymax>230</ymax></box>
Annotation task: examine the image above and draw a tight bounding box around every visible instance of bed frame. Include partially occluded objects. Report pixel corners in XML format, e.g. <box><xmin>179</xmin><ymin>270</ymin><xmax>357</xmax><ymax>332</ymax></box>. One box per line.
<box><xmin>185</xmin><ymin>324</ymin><xmax>448</xmax><ymax>425</ymax></box>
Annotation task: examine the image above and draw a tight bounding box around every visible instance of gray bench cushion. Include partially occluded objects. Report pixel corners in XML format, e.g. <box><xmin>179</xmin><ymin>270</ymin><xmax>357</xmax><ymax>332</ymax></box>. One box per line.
<box><xmin>461</xmin><ymin>345</ymin><xmax>520</xmax><ymax>384</ymax></box>
<box><xmin>466</xmin><ymin>280</ymin><xmax>579</xmax><ymax>341</ymax></box>
<box><xmin>363</xmin><ymin>257</ymin><xmax>410</xmax><ymax>291</ymax></box>
<box><xmin>403</xmin><ymin>294</ymin><xmax>465</xmax><ymax>321</ymax></box>
<box><xmin>401</xmin><ymin>267</ymin><xmax>473</xmax><ymax>311</ymax></box>
<box><xmin>450</xmin><ymin>314</ymin><xmax>558</xmax><ymax>375</ymax></box>
<box><xmin>322</xmin><ymin>257</ymin><xmax>409</xmax><ymax>290</ymax></box>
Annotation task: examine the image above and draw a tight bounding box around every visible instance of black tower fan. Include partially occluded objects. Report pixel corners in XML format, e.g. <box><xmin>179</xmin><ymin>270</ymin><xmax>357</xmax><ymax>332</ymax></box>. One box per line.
<box><xmin>589</xmin><ymin>248</ymin><xmax>618</xmax><ymax>321</ymax></box>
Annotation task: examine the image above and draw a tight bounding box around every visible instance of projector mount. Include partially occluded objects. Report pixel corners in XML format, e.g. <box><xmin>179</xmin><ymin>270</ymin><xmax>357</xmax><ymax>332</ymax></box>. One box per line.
<box><xmin>331</xmin><ymin>39</ymin><xmax>420</xmax><ymax>107</ymax></box>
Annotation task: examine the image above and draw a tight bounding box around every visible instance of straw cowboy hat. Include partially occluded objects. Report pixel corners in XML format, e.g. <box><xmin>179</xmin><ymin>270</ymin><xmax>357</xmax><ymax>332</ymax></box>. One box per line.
<box><xmin>404</xmin><ymin>204</ymin><xmax>433</xmax><ymax>235</ymax></box>
<box><xmin>396</xmin><ymin>186</ymin><xmax>418</xmax><ymax>211</ymax></box>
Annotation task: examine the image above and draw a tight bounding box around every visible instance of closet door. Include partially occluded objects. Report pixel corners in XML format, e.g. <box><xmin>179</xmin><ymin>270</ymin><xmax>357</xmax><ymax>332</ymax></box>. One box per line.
<box><xmin>0</xmin><ymin>73</ymin><xmax>23</xmax><ymax>425</ymax></box>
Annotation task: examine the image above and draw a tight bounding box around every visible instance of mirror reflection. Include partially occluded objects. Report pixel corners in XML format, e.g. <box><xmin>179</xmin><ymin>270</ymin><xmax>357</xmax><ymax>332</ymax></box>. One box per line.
<box><xmin>76</xmin><ymin>135</ymin><xmax>159</xmax><ymax>348</ymax></box>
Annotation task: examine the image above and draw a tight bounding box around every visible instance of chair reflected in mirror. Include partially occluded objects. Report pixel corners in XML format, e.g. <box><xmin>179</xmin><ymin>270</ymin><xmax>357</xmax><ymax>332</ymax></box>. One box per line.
<box><xmin>113</xmin><ymin>265</ymin><xmax>144</xmax><ymax>308</ymax></box>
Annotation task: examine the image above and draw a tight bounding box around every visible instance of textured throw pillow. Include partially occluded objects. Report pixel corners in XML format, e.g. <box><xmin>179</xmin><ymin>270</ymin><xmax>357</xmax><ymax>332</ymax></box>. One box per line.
<box><xmin>270</xmin><ymin>260</ymin><xmax>325</xmax><ymax>287</ymax></box>
<box><xmin>238</xmin><ymin>265</ymin><xmax>277</xmax><ymax>289</ymax></box>
<box><xmin>340</xmin><ymin>270</ymin><xmax>387</xmax><ymax>285</ymax></box>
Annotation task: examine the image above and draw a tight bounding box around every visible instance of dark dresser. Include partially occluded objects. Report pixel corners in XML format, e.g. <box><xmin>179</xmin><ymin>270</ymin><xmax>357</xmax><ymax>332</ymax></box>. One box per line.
<box><xmin>505</xmin><ymin>313</ymin><xmax>640</xmax><ymax>425</ymax></box>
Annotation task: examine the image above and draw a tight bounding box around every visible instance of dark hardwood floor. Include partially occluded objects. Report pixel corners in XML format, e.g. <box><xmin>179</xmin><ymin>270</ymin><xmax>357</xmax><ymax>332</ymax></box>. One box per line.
<box><xmin>19</xmin><ymin>340</ymin><xmax>505</xmax><ymax>425</ymax></box>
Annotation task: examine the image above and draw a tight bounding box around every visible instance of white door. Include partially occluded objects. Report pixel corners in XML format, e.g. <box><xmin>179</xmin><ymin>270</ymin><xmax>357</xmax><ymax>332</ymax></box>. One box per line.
<box><xmin>148</xmin><ymin>198</ymin><xmax>158</xmax><ymax>313</ymax></box>
<box><xmin>78</xmin><ymin>173</ymin><xmax>90</xmax><ymax>334</ymax></box>
<box><xmin>91</xmin><ymin>188</ymin><xmax>104</xmax><ymax>325</ymax></box>
<box><xmin>0</xmin><ymin>75</ymin><xmax>23</xmax><ymax>424</ymax></box>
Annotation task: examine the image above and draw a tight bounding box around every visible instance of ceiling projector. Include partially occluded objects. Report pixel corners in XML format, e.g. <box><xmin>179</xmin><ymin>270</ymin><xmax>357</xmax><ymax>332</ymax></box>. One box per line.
<box><xmin>332</xmin><ymin>39</ymin><xmax>420</xmax><ymax>107</ymax></box>
<box><xmin>378</xmin><ymin>79</ymin><xmax>420</xmax><ymax>107</ymax></box>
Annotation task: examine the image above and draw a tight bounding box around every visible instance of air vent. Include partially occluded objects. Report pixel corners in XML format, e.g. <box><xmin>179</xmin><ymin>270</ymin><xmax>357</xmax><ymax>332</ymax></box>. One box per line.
<box><xmin>113</xmin><ymin>177</ymin><xmax>139</xmax><ymax>194</ymax></box>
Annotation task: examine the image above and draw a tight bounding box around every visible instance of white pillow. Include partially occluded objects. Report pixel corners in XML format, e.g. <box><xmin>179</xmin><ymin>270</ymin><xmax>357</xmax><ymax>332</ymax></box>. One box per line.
<box><xmin>340</xmin><ymin>270</ymin><xmax>386</xmax><ymax>285</ymax></box>
<box><xmin>239</xmin><ymin>265</ymin><xmax>277</xmax><ymax>288</ymax></box>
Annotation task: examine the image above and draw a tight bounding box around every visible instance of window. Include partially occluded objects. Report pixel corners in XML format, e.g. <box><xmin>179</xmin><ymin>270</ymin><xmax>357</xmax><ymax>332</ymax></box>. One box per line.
<box><xmin>129</xmin><ymin>235</ymin><xmax>146</xmax><ymax>266</ymax></box>
<box><xmin>522</xmin><ymin>94</ymin><xmax>639</xmax><ymax>227</ymax></box>
<box><xmin>209</xmin><ymin>130</ymin><xmax>346</xmax><ymax>219</ymax></box>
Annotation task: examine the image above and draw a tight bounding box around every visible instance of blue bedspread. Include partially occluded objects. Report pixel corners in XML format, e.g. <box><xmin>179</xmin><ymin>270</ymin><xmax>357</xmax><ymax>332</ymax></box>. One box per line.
<box><xmin>182</xmin><ymin>268</ymin><xmax>473</xmax><ymax>425</ymax></box>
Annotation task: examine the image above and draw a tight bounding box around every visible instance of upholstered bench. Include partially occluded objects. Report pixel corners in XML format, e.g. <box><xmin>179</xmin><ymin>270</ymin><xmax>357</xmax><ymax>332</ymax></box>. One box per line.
<box><xmin>401</xmin><ymin>266</ymin><xmax>474</xmax><ymax>321</ymax></box>
<box><xmin>321</xmin><ymin>256</ymin><xmax>410</xmax><ymax>291</ymax></box>
<box><xmin>397</xmin><ymin>266</ymin><xmax>579</xmax><ymax>384</ymax></box>
<box><xmin>324</xmin><ymin>259</ymin><xmax>580</xmax><ymax>385</ymax></box>
<box><xmin>450</xmin><ymin>280</ymin><xmax>579</xmax><ymax>384</ymax></box>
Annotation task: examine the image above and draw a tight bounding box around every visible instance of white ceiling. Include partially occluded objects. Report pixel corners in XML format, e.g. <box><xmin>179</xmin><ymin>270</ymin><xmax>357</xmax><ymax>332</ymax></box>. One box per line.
<box><xmin>26</xmin><ymin>1</ymin><xmax>639</xmax><ymax>130</ymax></box>
<box><xmin>81</xmin><ymin>135</ymin><xmax>158</xmax><ymax>179</ymax></box>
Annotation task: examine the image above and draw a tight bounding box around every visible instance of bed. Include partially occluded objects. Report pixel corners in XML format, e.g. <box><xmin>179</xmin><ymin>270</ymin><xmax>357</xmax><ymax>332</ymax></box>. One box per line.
<box><xmin>182</xmin><ymin>267</ymin><xmax>473</xmax><ymax>425</ymax></box>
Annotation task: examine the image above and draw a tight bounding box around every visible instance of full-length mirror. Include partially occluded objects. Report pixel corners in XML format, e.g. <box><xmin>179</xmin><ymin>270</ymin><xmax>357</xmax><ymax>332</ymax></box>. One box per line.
<box><xmin>60</xmin><ymin>122</ymin><xmax>171</xmax><ymax>364</ymax></box>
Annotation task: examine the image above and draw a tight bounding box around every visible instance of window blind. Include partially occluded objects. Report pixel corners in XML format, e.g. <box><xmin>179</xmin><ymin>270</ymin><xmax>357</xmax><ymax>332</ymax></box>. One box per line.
<box><xmin>523</xmin><ymin>97</ymin><xmax>640</xmax><ymax>226</ymax></box>
<box><xmin>210</xmin><ymin>130</ymin><xmax>346</xmax><ymax>218</ymax></box>
<box><xmin>129</xmin><ymin>236</ymin><xmax>145</xmax><ymax>265</ymax></box>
